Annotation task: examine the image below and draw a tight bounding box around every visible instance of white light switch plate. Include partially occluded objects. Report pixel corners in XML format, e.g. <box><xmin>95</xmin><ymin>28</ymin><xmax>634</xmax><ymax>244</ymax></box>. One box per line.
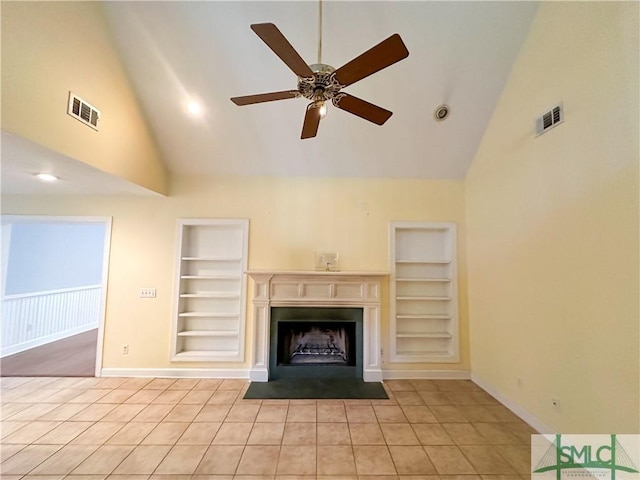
<box><xmin>140</xmin><ymin>288</ymin><xmax>156</xmax><ymax>298</ymax></box>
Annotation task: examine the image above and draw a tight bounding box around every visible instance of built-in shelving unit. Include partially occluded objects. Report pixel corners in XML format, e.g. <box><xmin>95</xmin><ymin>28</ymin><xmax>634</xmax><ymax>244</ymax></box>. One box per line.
<box><xmin>171</xmin><ymin>219</ymin><xmax>249</xmax><ymax>362</ymax></box>
<box><xmin>389</xmin><ymin>222</ymin><xmax>459</xmax><ymax>362</ymax></box>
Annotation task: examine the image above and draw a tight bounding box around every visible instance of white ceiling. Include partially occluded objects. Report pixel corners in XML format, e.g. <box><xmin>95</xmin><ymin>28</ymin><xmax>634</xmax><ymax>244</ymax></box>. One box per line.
<box><xmin>2</xmin><ymin>1</ymin><xmax>539</xmax><ymax>195</ymax></box>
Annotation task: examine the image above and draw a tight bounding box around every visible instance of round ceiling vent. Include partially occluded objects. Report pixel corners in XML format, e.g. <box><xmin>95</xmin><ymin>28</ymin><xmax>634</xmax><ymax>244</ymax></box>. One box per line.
<box><xmin>434</xmin><ymin>104</ymin><xmax>450</xmax><ymax>121</ymax></box>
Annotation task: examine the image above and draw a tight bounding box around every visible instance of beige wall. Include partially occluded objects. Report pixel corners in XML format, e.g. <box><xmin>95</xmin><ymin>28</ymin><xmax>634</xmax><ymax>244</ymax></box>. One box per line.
<box><xmin>1</xmin><ymin>2</ymin><xmax>168</xmax><ymax>195</ymax></box>
<box><xmin>1</xmin><ymin>175</ymin><xmax>469</xmax><ymax>373</ymax></box>
<box><xmin>465</xmin><ymin>2</ymin><xmax>639</xmax><ymax>433</ymax></box>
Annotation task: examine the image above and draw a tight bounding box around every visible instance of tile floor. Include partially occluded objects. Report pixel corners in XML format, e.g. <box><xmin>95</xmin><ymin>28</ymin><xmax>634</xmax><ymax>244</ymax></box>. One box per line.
<box><xmin>0</xmin><ymin>377</ymin><xmax>535</xmax><ymax>479</ymax></box>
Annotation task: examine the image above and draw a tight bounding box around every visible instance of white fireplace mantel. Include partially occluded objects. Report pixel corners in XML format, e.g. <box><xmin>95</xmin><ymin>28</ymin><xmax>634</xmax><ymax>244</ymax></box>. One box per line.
<box><xmin>247</xmin><ymin>270</ymin><xmax>388</xmax><ymax>382</ymax></box>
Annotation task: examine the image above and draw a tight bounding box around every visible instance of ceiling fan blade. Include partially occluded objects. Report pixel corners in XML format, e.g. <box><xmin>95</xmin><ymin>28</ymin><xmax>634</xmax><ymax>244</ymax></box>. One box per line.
<box><xmin>231</xmin><ymin>90</ymin><xmax>299</xmax><ymax>106</ymax></box>
<box><xmin>251</xmin><ymin>23</ymin><xmax>314</xmax><ymax>78</ymax></box>
<box><xmin>301</xmin><ymin>103</ymin><xmax>321</xmax><ymax>139</ymax></box>
<box><xmin>334</xmin><ymin>34</ymin><xmax>409</xmax><ymax>87</ymax></box>
<box><xmin>333</xmin><ymin>94</ymin><xmax>392</xmax><ymax>125</ymax></box>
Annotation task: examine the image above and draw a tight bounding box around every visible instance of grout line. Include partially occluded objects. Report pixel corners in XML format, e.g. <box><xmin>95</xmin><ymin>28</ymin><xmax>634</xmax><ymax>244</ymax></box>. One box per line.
<box><xmin>0</xmin><ymin>377</ymin><xmax>534</xmax><ymax>477</ymax></box>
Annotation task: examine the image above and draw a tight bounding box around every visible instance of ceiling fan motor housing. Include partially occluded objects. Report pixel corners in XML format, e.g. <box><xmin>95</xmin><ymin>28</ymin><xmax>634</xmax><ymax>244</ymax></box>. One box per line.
<box><xmin>298</xmin><ymin>63</ymin><xmax>343</xmax><ymax>103</ymax></box>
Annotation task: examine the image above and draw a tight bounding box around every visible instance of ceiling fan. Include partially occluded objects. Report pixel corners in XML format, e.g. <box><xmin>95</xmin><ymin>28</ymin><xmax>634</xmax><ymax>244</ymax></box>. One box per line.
<box><xmin>230</xmin><ymin>5</ymin><xmax>409</xmax><ymax>139</ymax></box>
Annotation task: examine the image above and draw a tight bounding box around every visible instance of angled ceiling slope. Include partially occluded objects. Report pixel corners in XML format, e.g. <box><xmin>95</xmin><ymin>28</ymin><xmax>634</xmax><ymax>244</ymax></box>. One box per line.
<box><xmin>2</xmin><ymin>1</ymin><xmax>540</xmax><ymax>192</ymax></box>
<box><xmin>102</xmin><ymin>1</ymin><xmax>539</xmax><ymax>179</ymax></box>
<box><xmin>1</xmin><ymin>132</ymin><xmax>161</xmax><ymax>196</ymax></box>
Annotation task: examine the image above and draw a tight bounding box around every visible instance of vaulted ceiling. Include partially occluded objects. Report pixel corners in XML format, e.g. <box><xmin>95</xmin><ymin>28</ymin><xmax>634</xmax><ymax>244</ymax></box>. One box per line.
<box><xmin>2</xmin><ymin>1</ymin><xmax>540</xmax><ymax>194</ymax></box>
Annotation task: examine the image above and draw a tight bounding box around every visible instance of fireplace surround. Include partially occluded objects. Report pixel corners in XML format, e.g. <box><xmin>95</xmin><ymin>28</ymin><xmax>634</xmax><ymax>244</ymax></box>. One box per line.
<box><xmin>247</xmin><ymin>270</ymin><xmax>387</xmax><ymax>382</ymax></box>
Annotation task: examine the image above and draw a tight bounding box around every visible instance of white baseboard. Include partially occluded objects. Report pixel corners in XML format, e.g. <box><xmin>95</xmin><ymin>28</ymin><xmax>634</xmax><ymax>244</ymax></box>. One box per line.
<box><xmin>101</xmin><ymin>367</ymin><xmax>469</xmax><ymax>381</ymax></box>
<box><xmin>100</xmin><ymin>367</ymin><xmax>251</xmax><ymax>379</ymax></box>
<box><xmin>1</xmin><ymin>323</ymin><xmax>98</xmax><ymax>358</ymax></box>
<box><xmin>471</xmin><ymin>372</ymin><xmax>554</xmax><ymax>433</ymax></box>
<box><xmin>249</xmin><ymin>368</ymin><xmax>269</xmax><ymax>382</ymax></box>
<box><xmin>364</xmin><ymin>369</ymin><xmax>384</xmax><ymax>382</ymax></box>
<box><xmin>383</xmin><ymin>369</ymin><xmax>470</xmax><ymax>380</ymax></box>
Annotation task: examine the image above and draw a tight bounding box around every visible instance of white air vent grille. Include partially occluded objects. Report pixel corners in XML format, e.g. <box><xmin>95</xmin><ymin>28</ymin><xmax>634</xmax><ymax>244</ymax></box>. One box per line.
<box><xmin>68</xmin><ymin>92</ymin><xmax>100</xmax><ymax>130</ymax></box>
<box><xmin>536</xmin><ymin>103</ymin><xmax>563</xmax><ymax>136</ymax></box>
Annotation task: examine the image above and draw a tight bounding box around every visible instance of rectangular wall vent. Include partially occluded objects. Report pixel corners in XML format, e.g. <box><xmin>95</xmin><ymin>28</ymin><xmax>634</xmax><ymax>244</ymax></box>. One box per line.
<box><xmin>536</xmin><ymin>103</ymin><xmax>563</xmax><ymax>136</ymax></box>
<box><xmin>67</xmin><ymin>92</ymin><xmax>100</xmax><ymax>130</ymax></box>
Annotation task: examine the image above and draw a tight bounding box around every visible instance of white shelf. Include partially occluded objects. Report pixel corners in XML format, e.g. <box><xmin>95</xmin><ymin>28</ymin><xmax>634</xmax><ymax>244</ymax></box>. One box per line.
<box><xmin>171</xmin><ymin>219</ymin><xmax>249</xmax><ymax>362</ymax></box>
<box><xmin>396</xmin><ymin>260</ymin><xmax>451</xmax><ymax>264</ymax></box>
<box><xmin>389</xmin><ymin>222</ymin><xmax>459</xmax><ymax>363</ymax></box>
<box><xmin>177</xmin><ymin>330</ymin><xmax>238</xmax><ymax>337</ymax></box>
<box><xmin>396</xmin><ymin>296</ymin><xmax>452</xmax><ymax>301</ymax></box>
<box><xmin>181</xmin><ymin>274</ymin><xmax>241</xmax><ymax>280</ymax></box>
<box><xmin>180</xmin><ymin>292</ymin><xmax>240</xmax><ymax>298</ymax></box>
<box><xmin>397</xmin><ymin>332</ymin><xmax>452</xmax><ymax>339</ymax></box>
<box><xmin>173</xmin><ymin>350</ymin><xmax>240</xmax><ymax>361</ymax></box>
<box><xmin>395</xmin><ymin>350</ymin><xmax>452</xmax><ymax>357</ymax></box>
<box><xmin>175</xmin><ymin>350</ymin><xmax>239</xmax><ymax>356</ymax></box>
<box><xmin>396</xmin><ymin>278</ymin><xmax>451</xmax><ymax>283</ymax></box>
<box><xmin>182</xmin><ymin>256</ymin><xmax>242</xmax><ymax>261</ymax></box>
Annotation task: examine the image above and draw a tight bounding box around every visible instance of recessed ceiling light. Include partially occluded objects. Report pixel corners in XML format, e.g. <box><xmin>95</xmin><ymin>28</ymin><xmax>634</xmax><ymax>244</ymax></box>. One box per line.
<box><xmin>35</xmin><ymin>173</ymin><xmax>59</xmax><ymax>182</ymax></box>
<box><xmin>187</xmin><ymin>101</ymin><xmax>202</xmax><ymax>116</ymax></box>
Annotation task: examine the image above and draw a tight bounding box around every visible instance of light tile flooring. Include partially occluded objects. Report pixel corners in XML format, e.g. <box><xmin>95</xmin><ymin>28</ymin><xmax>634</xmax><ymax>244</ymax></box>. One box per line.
<box><xmin>0</xmin><ymin>377</ymin><xmax>535</xmax><ymax>479</ymax></box>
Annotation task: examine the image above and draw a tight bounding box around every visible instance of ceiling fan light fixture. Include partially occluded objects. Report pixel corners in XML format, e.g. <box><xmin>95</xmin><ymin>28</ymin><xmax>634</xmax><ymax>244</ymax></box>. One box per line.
<box><xmin>318</xmin><ymin>101</ymin><xmax>328</xmax><ymax>119</ymax></box>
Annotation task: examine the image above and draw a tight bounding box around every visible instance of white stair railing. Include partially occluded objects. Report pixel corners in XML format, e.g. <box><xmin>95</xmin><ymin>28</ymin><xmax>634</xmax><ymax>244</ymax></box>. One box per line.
<box><xmin>1</xmin><ymin>285</ymin><xmax>101</xmax><ymax>357</ymax></box>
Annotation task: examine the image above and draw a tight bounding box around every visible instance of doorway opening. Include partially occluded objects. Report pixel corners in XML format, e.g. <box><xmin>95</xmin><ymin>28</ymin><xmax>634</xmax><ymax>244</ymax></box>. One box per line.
<box><xmin>1</xmin><ymin>216</ymin><xmax>111</xmax><ymax>377</ymax></box>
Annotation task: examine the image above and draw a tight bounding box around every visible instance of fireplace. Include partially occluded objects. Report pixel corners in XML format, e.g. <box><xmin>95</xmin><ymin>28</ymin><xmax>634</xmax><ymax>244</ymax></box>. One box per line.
<box><xmin>247</xmin><ymin>270</ymin><xmax>387</xmax><ymax>382</ymax></box>
<box><xmin>270</xmin><ymin>307</ymin><xmax>363</xmax><ymax>379</ymax></box>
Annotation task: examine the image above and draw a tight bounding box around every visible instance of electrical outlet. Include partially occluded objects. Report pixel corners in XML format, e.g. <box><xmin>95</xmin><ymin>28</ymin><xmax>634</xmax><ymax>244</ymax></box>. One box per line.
<box><xmin>139</xmin><ymin>288</ymin><xmax>156</xmax><ymax>298</ymax></box>
<box><xmin>122</xmin><ymin>344</ymin><xmax>129</xmax><ymax>355</ymax></box>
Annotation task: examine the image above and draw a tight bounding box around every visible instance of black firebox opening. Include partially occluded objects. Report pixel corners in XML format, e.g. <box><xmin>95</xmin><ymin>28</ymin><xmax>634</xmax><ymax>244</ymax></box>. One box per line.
<box><xmin>269</xmin><ymin>307</ymin><xmax>363</xmax><ymax>380</ymax></box>
<box><xmin>277</xmin><ymin>321</ymin><xmax>356</xmax><ymax>367</ymax></box>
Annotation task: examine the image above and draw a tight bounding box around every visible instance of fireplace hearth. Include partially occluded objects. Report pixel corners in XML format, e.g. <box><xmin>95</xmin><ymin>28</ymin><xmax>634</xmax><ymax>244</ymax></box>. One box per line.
<box><xmin>270</xmin><ymin>307</ymin><xmax>362</xmax><ymax>380</ymax></box>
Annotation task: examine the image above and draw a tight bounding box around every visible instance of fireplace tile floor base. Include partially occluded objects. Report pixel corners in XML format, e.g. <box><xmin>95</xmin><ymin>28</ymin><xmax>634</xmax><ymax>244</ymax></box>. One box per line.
<box><xmin>243</xmin><ymin>378</ymin><xmax>388</xmax><ymax>400</ymax></box>
<box><xmin>0</xmin><ymin>376</ymin><xmax>536</xmax><ymax>478</ymax></box>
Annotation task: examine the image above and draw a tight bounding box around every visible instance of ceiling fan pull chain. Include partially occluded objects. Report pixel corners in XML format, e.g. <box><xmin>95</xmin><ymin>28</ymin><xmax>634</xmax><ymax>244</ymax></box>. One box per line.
<box><xmin>317</xmin><ymin>0</ymin><xmax>323</xmax><ymax>64</ymax></box>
